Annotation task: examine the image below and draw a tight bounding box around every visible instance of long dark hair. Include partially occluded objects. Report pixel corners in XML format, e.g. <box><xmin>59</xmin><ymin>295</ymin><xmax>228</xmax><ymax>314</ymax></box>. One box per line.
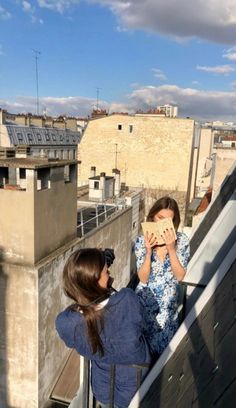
<box><xmin>147</xmin><ymin>196</ymin><xmax>180</xmax><ymax>231</ymax></box>
<box><xmin>63</xmin><ymin>248</ymin><xmax>111</xmax><ymax>356</ymax></box>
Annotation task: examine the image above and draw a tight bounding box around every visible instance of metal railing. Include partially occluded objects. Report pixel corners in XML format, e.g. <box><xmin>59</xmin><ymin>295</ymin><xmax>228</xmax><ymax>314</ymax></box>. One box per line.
<box><xmin>77</xmin><ymin>203</ymin><xmax>125</xmax><ymax>238</ymax></box>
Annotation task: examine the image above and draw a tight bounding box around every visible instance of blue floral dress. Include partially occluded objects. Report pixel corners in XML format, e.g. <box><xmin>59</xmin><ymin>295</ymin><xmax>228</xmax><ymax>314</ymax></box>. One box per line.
<box><xmin>135</xmin><ymin>232</ymin><xmax>190</xmax><ymax>356</ymax></box>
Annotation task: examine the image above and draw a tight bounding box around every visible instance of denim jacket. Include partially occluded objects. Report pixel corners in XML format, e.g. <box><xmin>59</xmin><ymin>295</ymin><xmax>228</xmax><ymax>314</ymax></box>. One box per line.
<box><xmin>56</xmin><ymin>288</ymin><xmax>151</xmax><ymax>408</ymax></box>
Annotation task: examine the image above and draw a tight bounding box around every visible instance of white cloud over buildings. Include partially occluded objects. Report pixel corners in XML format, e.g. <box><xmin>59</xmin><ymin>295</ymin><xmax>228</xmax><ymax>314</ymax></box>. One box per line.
<box><xmin>3</xmin><ymin>85</ymin><xmax>236</xmax><ymax>122</ymax></box>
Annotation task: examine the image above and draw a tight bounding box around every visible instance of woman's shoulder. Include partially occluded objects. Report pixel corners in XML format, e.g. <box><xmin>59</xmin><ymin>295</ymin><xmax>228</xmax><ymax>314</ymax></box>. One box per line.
<box><xmin>56</xmin><ymin>305</ymin><xmax>82</xmax><ymax>336</ymax></box>
<box><xmin>108</xmin><ymin>288</ymin><xmax>139</xmax><ymax>305</ymax></box>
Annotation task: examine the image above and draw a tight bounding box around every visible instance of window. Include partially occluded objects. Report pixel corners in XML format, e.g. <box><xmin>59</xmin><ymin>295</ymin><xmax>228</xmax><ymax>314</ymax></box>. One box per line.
<box><xmin>17</xmin><ymin>132</ymin><xmax>23</xmax><ymax>142</ymax></box>
<box><xmin>37</xmin><ymin>133</ymin><xmax>42</xmax><ymax>141</ymax></box>
<box><xmin>52</xmin><ymin>134</ymin><xmax>56</xmax><ymax>141</ymax></box>
<box><xmin>118</xmin><ymin>124</ymin><xmax>122</xmax><ymax>130</ymax></box>
<box><xmin>0</xmin><ymin>167</ymin><xmax>9</xmax><ymax>188</ymax></box>
<box><xmin>45</xmin><ymin>133</ymin><xmax>50</xmax><ymax>141</ymax></box>
<box><xmin>27</xmin><ymin>133</ymin><xmax>33</xmax><ymax>142</ymax></box>
<box><xmin>19</xmin><ymin>168</ymin><xmax>26</xmax><ymax>179</ymax></box>
<box><xmin>129</xmin><ymin>125</ymin><xmax>133</xmax><ymax>133</ymax></box>
<box><xmin>37</xmin><ymin>168</ymin><xmax>50</xmax><ymax>190</ymax></box>
<box><xmin>94</xmin><ymin>181</ymin><xmax>99</xmax><ymax>189</ymax></box>
<box><xmin>64</xmin><ymin>164</ymin><xmax>76</xmax><ymax>183</ymax></box>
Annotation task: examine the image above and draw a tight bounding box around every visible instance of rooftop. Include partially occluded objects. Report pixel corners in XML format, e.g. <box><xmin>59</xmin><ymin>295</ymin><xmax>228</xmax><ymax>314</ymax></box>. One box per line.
<box><xmin>0</xmin><ymin>157</ymin><xmax>78</xmax><ymax>169</ymax></box>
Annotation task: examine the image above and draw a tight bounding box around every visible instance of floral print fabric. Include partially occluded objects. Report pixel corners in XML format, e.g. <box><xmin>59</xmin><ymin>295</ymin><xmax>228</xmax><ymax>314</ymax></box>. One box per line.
<box><xmin>135</xmin><ymin>232</ymin><xmax>190</xmax><ymax>356</ymax></box>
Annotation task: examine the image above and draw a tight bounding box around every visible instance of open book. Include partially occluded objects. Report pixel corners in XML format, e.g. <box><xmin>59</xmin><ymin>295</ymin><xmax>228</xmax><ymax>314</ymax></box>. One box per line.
<box><xmin>141</xmin><ymin>218</ymin><xmax>176</xmax><ymax>245</ymax></box>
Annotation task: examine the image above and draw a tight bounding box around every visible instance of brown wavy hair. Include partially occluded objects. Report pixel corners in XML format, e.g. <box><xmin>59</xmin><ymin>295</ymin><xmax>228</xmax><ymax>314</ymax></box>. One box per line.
<box><xmin>147</xmin><ymin>196</ymin><xmax>180</xmax><ymax>231</ymax></box>
<box><xmin>63</xmin><ymin>248</ymin><xmax>111</xmax><ymax>356</ymax></box>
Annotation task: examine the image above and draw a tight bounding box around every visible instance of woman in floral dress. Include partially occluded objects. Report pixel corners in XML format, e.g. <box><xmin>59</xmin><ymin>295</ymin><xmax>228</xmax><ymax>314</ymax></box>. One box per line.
<box><xmin>135</xmin><ymin>196</ymin><xmax>190</xmax><ymax>359</ymax></box>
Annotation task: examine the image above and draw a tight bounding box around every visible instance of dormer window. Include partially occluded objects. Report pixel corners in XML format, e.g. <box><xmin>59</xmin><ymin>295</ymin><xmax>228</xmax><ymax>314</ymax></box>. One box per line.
<box><xmin>17</xmin><ymin>132</ymin><xmax>23</xmax><ymax>142</ymax></box>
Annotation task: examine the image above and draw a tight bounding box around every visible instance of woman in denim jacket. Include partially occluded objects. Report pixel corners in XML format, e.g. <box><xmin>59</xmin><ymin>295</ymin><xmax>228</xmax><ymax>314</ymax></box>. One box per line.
<box><xmin>56</xmin><ymin>248</ymin><xmax>151</xmax><ymax>408</ymax></box>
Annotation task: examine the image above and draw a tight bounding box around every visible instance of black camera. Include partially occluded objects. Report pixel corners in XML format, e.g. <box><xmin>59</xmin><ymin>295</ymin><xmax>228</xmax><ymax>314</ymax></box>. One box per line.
<box><xmin>104</xmin><ymin>248</ymin><xmax>115</xmax><ymax>267</ymax></box>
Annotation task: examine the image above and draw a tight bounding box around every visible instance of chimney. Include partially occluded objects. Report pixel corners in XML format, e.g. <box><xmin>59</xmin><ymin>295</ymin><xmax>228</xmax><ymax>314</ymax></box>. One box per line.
<box><xmin>90</xmin><ymin>166</ymin><xmax>96</xmax><ymax>177</ymax></box>
<box><xmin>100</xmin><ymin>172</ymin><xmax>106</xmax><ymax>201</ymax></box>
<box><xmin>0</xmin><ymin>109</ymin><xmax>6</xmax><ymax>125</ymax></box>
<box><xmin>112</xmin><ymin>168</ymin><xmax>120</xmax><ymax>197</ymax></box>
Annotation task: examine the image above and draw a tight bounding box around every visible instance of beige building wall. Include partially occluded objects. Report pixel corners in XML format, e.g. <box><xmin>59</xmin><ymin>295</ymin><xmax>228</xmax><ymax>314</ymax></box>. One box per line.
<box><xmin>34</xmin><ymin>166</ymin><xmax>77</xmax><ymax>262</ymax></box>
<box><xmin>14</xmin><ymin>115</ymin><xmax>27</xmax><ymax>126</ymax></box>
<box><xmin>196</xmin><ymin>127</ymin><xmax>213</xmax><ymax>190</ymax></box>
<box><xmin>78</xmin><ymin>115</ymin><xmax>195</xmax><ymax>193</ymax></box>
<box><xmin>0</xmin><ymin>263</ymin><xmax>38</xmax><ymax>408</ymax></box>
<box><xmin>0</xmin><ymin>125</ymin><xmax>11</xmax><ymax>147</ymax></box>
<box><xmin>213</xmin><ymin>148</ymin><xmax>236</xmax><ymax>194</ymax></box>
<box><xmin>65</xmin><ymin>118</ymin><xmax>77</xmax><ymax>132</ymax></box>
<box><xmin>0</xmin><ymin>163</ymin><xmax>77</xmax><ymax>265</ymax></box>
<box><xmin>28</xmin><ymin>117</ymin><xmax>45</xmax><ymax>127</ymax></box>
<box><xmin>0</xmin><ymin>170</ymin><xmax>35</xmax><ymax>264</ymax></box>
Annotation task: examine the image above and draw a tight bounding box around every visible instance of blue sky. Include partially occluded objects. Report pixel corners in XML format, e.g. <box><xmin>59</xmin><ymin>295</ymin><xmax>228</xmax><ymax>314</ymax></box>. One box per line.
<box><xmin>1</xmin><ymin>0</ymin><xmax>236</xmax><ymax>121</ymax></box>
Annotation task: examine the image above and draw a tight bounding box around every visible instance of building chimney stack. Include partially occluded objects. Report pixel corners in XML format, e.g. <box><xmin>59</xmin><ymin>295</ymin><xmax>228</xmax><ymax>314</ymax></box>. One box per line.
<box><xmin>112</xmin><ymin>168</ymin><xmax>121</xmax><ymax>197</ymax></box>
<box><xmin>90</xmin><ymin>166</ymin><xmax>96</xmax><ymax>177</ymax></box>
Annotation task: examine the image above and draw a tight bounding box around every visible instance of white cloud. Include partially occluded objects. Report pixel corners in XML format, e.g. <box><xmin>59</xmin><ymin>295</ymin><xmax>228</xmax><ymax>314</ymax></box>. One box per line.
<box><xmin>22</xmin><ymin>1</ymin><xmax>32</xmax><ymax>12</ymax></box>
<box><xmin>33</xmin><ymin>0</ymin><xmax>236</xmax><ymax>44</ymax></box>
<box><xmin>152</xmin><ymin>68</ymin><xmax>167</xmax><ymax>81</ymax></box>
<box><xmin>109</xmin><ymin>84</ymin><xmax>236</xmax><ymax>121</ymax></box>
<box><xmin>196</xmin><ymin>64</ymin><xmax>235</xmax><ymax>75</ymax></box>
<box><xmin>37</xmin><ymin>0</ymin><xmax>79</xmax><ymax>13</ymax></box>
<box><xmin>21</xmin><ymin>1</ymin><xmax>44</xmax><ymax>24</ymax></box>
<box><xmin>0</xmin><ymin>5</ymin><xmax>11</xmax><ymax>20</ymax></box>
<box><xmin>223</xmin><ymin>46</ymin><xmax>236</xmax><ymax>61</ymax></box>
<box><xmin>88</xmin><ymin>0</ymin><xmax>236</xmax><ymax>44</ymax></box>
<box><xmin>3</xmin><ymin>85</ymin><xmax>236</xmax><ymax>122</ymax></box>
<box><xmin>0</xmin><ymin>95</ymin><xmax>106</xmax><ymax>117</ymax></box>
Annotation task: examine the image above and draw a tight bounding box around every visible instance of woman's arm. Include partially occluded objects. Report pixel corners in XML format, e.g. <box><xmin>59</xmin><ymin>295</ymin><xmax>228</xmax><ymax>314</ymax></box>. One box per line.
<box><xmin>136</xmin><ymin>233</ymin><xmax>157</xmax><ymax>283</ymax></box>
<box><xmin>162</xmin><ymin>229</ymin><xmax>189</xmax><ymax>281</ymax></box>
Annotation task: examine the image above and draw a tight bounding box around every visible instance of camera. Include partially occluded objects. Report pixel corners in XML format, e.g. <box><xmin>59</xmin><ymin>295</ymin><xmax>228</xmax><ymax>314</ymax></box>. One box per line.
<box><xmin>104</xmin><ymin>248</ymin><xmax>115</xmax><ymax>267</ymax></box>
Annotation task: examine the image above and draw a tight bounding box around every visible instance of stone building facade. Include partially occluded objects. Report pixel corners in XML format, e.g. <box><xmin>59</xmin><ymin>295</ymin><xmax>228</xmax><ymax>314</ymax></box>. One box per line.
<box><xmin>78</xmin><ymin>114</ymin><xmax>196</xmax><ymax>219</ymax></box>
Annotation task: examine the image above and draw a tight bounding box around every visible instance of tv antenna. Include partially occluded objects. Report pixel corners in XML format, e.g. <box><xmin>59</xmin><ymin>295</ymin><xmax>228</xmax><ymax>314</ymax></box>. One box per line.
<box><xmin>113</xmin><ymin>143</ymin><xmax>121</xmax><ymax>169</ymax></box>
<box><xmin>96</xmin><ymin>87</ymin><xmax>102</xmax><ymax>110</ymax></box>
<box><xmin>32</xmin><ymin>49</ymin><xmax>41</xmax><ymax>115</ymax></box>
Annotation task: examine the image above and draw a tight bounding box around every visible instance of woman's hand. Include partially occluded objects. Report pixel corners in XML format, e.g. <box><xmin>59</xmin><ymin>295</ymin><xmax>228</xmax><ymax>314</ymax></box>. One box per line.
<box><xmin>144</xmin><ymin>232</ymin><xmax>158</xmax><ymax>254</ymax></box>
<box><xmin>161</xmin><ymin>228</ymin><xmax>176</xmax><ymax>252</ymax></box>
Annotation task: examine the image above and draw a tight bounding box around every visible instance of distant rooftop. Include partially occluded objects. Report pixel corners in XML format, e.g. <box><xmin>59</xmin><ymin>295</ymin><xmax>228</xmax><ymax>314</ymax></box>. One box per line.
<box><xmin>6</xmin><ymin>124</ymin><xmax>81</xmax><ymax>146</ymax></box>
<box><xmin>0</xmin><ymin>157</ymin><xmax>78</xmax><ymax>169</ymax></box>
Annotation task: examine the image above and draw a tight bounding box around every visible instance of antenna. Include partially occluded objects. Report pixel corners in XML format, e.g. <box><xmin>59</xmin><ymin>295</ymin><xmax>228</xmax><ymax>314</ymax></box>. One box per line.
<box><xmin>96</xmin><ymin>87</ymin><xmax>102</xmax><ymax>110</ymax></box>
<box><xmin>32</xmin><ymin>49</ymin><xmax>41</xmax><ymax>115</ymax></box>
<box><xmin>114</xmin><ymin>143</ymin><xmax>121</xmax><ymax>169</ymax></box>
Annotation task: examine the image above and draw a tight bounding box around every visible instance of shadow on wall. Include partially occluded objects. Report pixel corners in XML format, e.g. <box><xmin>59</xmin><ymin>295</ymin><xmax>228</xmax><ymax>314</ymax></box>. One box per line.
<box><xmin>0</xmin><ymin>247</ymin><xmax>9</xmax><ymax>408</ymax></box>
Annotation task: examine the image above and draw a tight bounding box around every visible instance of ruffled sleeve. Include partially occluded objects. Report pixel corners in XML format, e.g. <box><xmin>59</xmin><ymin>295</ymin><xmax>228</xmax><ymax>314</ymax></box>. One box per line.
<box><xmin>176</xmin><ymin>232</ymin><xmax>190</xmax><ymax>270</ymax></box>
